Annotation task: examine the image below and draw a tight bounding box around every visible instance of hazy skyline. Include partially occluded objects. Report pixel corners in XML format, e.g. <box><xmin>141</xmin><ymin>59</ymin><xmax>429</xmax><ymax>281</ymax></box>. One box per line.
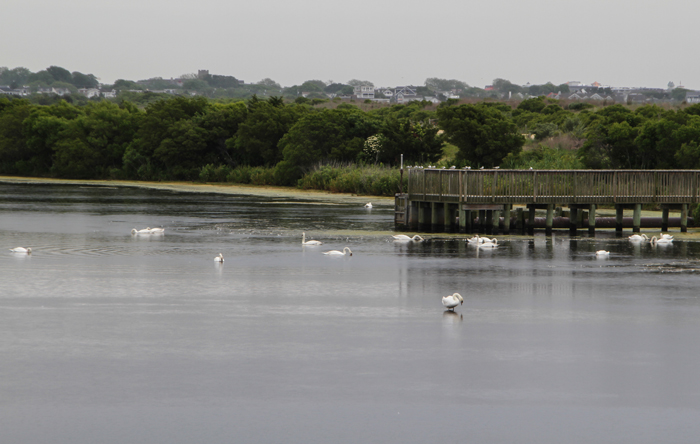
<box><xmin>4</xmin><ymin>0</ymin><xmax>698</xmax><ymax>90</ymax></box>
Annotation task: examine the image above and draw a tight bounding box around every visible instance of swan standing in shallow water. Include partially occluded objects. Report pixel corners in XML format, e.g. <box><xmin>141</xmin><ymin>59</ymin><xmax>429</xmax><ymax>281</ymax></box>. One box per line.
<box><xmin>628</xmin><ymin>234</ymin><xmax>648</xmax><ymax>242</ymax></box>
<box><xmin>392</xmin><ymin>234</ymin><xmax>424</xmax><ymax>241</ymax></box>
<box><xmin>596</xmin><ymin>250</ymin><xmax>610</xmax><ymax>257</ymax></box>
<box><xmin>9</xmin><ymin>247</ymin><xmax>31</xmax><ymax>254</ymax></box>
<box><xmin>214</xmin><ymin>253</ymin><xmax>224</xmax><ymax>262</ymax></box>
<box><xmin>323</xmin><ymin>247</ymin><xmax>352</xmax><ymax>256</ymax></box>
<box><xmin>364</xmin><ymin>202</ymin><xmax>372</xmax><ymax>208</ymax></box>
<box><xmin>302</xmin><ymin>232</ymin><xmax>323</xmax><ymax>245</ymax></box>
<box><xmin>442</xmin><ymin>293</ymin><xmax>464</xmax><ymax>311</ymax></box>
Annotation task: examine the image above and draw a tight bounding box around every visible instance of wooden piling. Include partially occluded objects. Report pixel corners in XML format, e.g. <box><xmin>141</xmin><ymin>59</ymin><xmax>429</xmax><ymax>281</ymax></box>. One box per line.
<box><xmin>570</xmin><ymin>207</ymin><xmax>578</xmax><ymax>235</ymax></box>
<box><xmin>588</xmin><ymin>204</ymin><xmax>596</xmax><ymax>235</ymax></box>
<box><xmin>681</xmin><ymin>204</ymin><xmax>688</xmax><ymax>233</ymax></box>
<box><xmin>545</xmin><ymin>204</ymin><xmax>554</xmax><ymax>235</ymax></box>
<box><xmin>527</xmin><ymin>205</ymin><xmax>536</xmax><ymax>235</ymax></box>
<box><xmin>502</xmin><ymin>204</ymin><xmax>512</xmax><ymax>234</ymax></box>
<box><xmin>615</xmin><ymin>205</ymin><xmax>624</xmax><ymax>232</ymax></box>
<box><xmin>633</xmin><ymin>204</ymin><xmax>641</xmax><ymax>233</ymax></box>
<box><xmin>661</xmin><ymin>208</ymin><xmax>669</xmax><ymax>232</ymax></box>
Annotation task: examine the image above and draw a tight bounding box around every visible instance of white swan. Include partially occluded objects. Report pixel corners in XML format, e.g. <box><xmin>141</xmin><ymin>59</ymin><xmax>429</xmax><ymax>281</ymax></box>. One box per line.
<box><xmin>131</xmin><ymin>228</ymin><xmax>151</xmax><ymax>235</ymax></box>
<box><xmin>651</xmin><ymin>236</ymin><xmax>673</xmax><ymax>245</ymax></box>
<box><xmin>150</xmin><ymin>227</ymin><xmax>165</xmax><ymax>234</ymax></box>
<box><xmin>9</xmin><ymin>247</ymin><xmax>31</xmax><ymax>254</ymax></box>
<box><xmin>214</xmin><ymin>253</ymin><xmax>224</xmax><ymax>263</ymax></box>
<box><xmin>628</xmin><ymin>234</ymin><xmax>648</xmax><ymax>242</ymax></box>
<box><xmin>392</xmin><ymin>234</ymin><xmax>424</xmax><ymax>241</ymax></box>
<box><xmin>302</xmin><ymin>232</ymin><xmax>323</xmax><ymax>245</ymax></box>
<box><xmin>442</xmin><ymin>293</ymin><xmax>464</xmax><ymax>311</ymax></box>
<box><xmin>596</xmin><ymin>250</ymin><xmax>610</xmax><ymax>257</ymax></box>
<box><xmin>323</xmin><ymin>247</ymin><xmax>352</xmax><ymax>256</ymax></box>
<box><xmin>467</xmin><ymin>235</ymin><xmax>481</xmax><ymax>244</ymax></box>
<box><xmin>364</xmin><ymin>202</ymin><xmax>372</xmax><ymax>208</ymax></box>
<box><xmin>478</xmin><ymin>238</ymin><xmax>498</xmax><ymax>249</ymax></box>
<box><xmin>660</xmin><ymin>233</ymin><xmax>673</xmax><ymax>240</ymax></box>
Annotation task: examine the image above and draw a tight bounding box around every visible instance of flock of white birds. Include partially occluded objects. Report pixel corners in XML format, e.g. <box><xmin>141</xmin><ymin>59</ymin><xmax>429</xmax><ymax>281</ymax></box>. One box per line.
<box><xmin>6</xmin><ymin>198</ymin><xmax>680</xmax><ymax>313</ymax></box>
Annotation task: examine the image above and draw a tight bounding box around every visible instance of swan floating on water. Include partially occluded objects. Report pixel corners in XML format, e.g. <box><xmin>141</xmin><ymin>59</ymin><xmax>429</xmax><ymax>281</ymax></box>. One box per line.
<box><xmin>302</xmin><ymin>232</ymin><xmax>323</xmax><ymax>245</ymax></box>
<box><xmin>659</xmin><ymin>233</ymin><xmax>673</xmax><ymax>240</ymax></box>
<box><xmin>9</xmin><ymin>247</ymin><xmax>31</xmax><ymax>254</ymax></box>
<box><xmin>651</xmin><ymin>236</ymin><xmax>673</xmax><ymax>245</ymax></box>
<box><xmin>467</xmin><ymin>235</ymin><xmax>481</xmax><ymax>244</ymax></box>
<box><xmin>442</xmin><ymin>293</ymin><xmax>464</xmax><ymax>311</ymax></box>
<box><xmin>323</xmin><ymin>247</ymin><xmax>352</xmax><ymax>256</ymax></box>
<box><xmin>150</xmin><ymin>227</ymin><xmax>165</xmax><ymax>234</ymax></box>
<box><xmin>628</xmin><ymin>234</ymin><xmax>648</xmax><ymax>242</ymax></box>
<box><xmin>478</xmin><ymin>238</ymin><xmax>498</xmax><ymax>249</ymax></box>
<box><xmin>392</xmin><ymin>234</ymin><xmax>424</xmax><ymax>241</ymax></box>
<box><xmin>596</xmin><ymin>250</ymin><xmax>610</xmax><ymax>257</ymax></box>
<box><xmin>214</xmin><ymin>253</ymin><xmax>224</xmax><ymax>262</ymax></box>
<box><xmin>131</xmin><ymin>228</ymin><xmax>152</xmax><ymax>235</ymax></box>
<box><xmin>364</xmin><ymin>202</ymin><xmax>372</xmax><ymax>208</ymax></box>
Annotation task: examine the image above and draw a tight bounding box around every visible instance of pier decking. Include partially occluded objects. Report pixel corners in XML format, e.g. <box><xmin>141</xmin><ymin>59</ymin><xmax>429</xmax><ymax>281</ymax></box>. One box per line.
<box><xmin>395</xmin><ymin>169</ymin><xmax>699</xmax><ymax>234</ymax></box>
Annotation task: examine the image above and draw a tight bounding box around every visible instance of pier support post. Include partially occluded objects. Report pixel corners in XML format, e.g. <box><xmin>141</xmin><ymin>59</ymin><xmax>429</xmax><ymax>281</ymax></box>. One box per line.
<box><xmin>588</xmin><ymin>204</ymin><xmax>596</xmax><ymax>235</ymax></box>
<box><xmin>661</xmin><ymin>208</ymin><xmax>669</xmax><ymax>232</ymax></box>
<box><xmin>502</xmin><ymin>204</ymin><xmax>511</xmax><ymax>234</ymax></box>
<box><xmin>492</xmin><ymin>209</ymin><xmax>500</xmax><ymax>234</ymax></box>
<box><xmin>465</xmin><ymin>210</ymin><xmax>473</xmax><ymax>233</ymax></box>
<box><xmin>633</xmin><ymin>204</ymin><xmax>641</xmax><ymax>233</ymax></box>
<box><xmin>516</xmin><ymin>208</ymin><xmax>525</xmax><ymax>232</ymax></box>
<box><xmin>615</xmin><ymin>205</ymin><xmax>624</xmax><ymax>233</ymax></box>
<box><xmin>545</xmin><ymin>204</ymin><xmax>554</xmax><ymax>235</ymax></box>
<box><xmin>478</xmin><ymin>210</ymin><xmax>486</xmax><ymax>233</ymax></box>
<box><xmin>431</xmin><ymin>203</ymin><xmax>444</xmax><ymax>232</ymax></box>
<box><xmin>458</xmin><ymin>208</ymin><xmax>466</xmax><ymax>233</ymax></box>
<box><xmin>569</xmin><ymin>207</ymin><xmax>578</xmax><ymax>235</ymax></box>
<box><xmin>527</xmin><ymin>205</ymin><xmax>536</xmax><ymax>235</ymax></box>
<box><xmin>418</xmin><ymin>203</ymin><xmax>428</xmax><ymax>231</ymax></box>
<box><xmin>407</xmin><ymin>201</ymin><xmax>418</xmax><ymax>230</ymax></box>
<box><xmin>485</xmin><ymin>210</ymin><xmax>493</xmax><ymax>235</ymax></box>
<box><xmin>681</xmin><ymin>204</ymin><xmax>688</xmax><ymax>233</ymax></box>
<box><xmin>443</xmin><ymin>204</ymin><xmax>454</xmax><ymax>233</ymax></box>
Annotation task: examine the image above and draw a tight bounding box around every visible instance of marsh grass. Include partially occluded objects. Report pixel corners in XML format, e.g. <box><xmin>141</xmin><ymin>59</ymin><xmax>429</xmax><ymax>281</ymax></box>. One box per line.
<box><xmin>199</xmin><ymin>163</ymin><xmax>404</xmax><ymax>196</ymax></box>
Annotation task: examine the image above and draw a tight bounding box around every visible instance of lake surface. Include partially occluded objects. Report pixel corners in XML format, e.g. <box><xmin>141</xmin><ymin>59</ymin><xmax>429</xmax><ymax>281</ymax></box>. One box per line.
<box><xmin>1</xmin><ymin>183</ymin><xmax>700</xmax><ymax>444</ymax></box>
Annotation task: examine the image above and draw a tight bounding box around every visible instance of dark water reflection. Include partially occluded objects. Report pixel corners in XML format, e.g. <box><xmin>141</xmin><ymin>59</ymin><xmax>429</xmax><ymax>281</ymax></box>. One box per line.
<box><xmin>1</xmin><ymin>183</ymin><xmax>700</xmax><ymax>444</ymax></box>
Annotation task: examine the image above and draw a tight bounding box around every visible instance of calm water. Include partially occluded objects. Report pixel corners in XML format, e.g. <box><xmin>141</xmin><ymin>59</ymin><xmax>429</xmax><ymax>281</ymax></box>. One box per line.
<box><xmin>1</xmin><ymin>183</ymin><xmax>700</xmax><ymax>444</ymax></box>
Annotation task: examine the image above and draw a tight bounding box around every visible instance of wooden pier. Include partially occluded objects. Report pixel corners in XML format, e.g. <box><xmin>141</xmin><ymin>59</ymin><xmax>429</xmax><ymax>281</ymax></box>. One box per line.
<box><xmin>395</xmin><ymin>169</ymin><xmax>699</xmax><ymax>234</ymax></box>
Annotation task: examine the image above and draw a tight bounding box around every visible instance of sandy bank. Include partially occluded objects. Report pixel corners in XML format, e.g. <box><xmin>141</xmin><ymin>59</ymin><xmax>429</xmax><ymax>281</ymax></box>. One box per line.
<box><xmin>0</xmin><ymin>176</ymin><xmax>394</xmax><ymax>205</ymax></box>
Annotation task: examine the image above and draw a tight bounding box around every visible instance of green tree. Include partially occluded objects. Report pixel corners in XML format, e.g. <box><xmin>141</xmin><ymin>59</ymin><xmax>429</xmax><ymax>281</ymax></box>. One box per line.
<box><xmin>276</xmin><ymin>108</ymin><xmax>379</xmax><ymax>183</ymax></box>
<box><xmin>437</xmin><ymin>104</ymin><xmax>524</xmax><ymax>167</ymax></box>
<box><xmin>46</xmin><ymin>66</ymin><xmax>73</xmax><ymax>84</ymax></box>
<box><xmin>231</xmin><ymin>99</ymin><xmax>306</xmax><ymax>166</ymax></box>
<box><xmin>51</xmin><ymin>101</ymin><xmax>142</xmax><ymax>178</ymax></box>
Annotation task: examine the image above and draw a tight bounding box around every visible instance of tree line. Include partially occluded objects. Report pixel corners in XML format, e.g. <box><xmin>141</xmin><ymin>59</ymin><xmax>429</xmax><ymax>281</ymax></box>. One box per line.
<box><xmin>1</xmin><ymin>94</ymin><xmax>700</xmax><ymax>189</ymax></box>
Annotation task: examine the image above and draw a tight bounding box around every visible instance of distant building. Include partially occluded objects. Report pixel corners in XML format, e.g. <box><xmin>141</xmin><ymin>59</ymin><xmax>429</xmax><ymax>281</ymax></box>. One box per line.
<box><xmin>353</xmin><ymin>86</ymin><xmax>374</xmax><ymax>100</ymax></box>
<box><xmin>686</xmin><ymin>91</ymin><xmax>700</xmax><ymax>103</ymax></box>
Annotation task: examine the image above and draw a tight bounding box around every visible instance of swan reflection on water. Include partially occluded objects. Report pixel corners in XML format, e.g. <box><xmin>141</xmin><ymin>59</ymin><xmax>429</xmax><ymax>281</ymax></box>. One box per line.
<box><xmin>443</xmin><ymin>310</ymin><xmax>463</xmax><ymax>322</ymax></box>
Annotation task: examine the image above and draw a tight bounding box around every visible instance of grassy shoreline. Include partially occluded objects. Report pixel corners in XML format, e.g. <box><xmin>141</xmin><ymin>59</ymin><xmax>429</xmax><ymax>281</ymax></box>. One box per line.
<box><xmin>0</xmin><ymin>175</ymin><xmax>395</xmax><ymax>205</ymax></box>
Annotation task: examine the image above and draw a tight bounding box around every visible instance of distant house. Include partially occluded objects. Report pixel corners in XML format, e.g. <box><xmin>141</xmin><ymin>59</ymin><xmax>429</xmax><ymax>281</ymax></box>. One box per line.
<box><xmin>353</xmin><ymin>86</ymin><xmax>374</xmax><ymax>100</ymax></box>
<box><xmin>102</xmin><ymin>90</ymin><xmax>117</xmax><ymax>99</ymax></box>
<box><xmin>78</xmin><ymin>88</ymin><xmax>100</xmax><ymax>98</ymax></box>
<box><xmin>685</xmin><ymin>91</ymin><xmax>700</xmax><ymax>103</ymax></box>
<box><xmin>546</xmin><ymin>92</ymin><xmax>561</xmax><ymax>100</ymax></box>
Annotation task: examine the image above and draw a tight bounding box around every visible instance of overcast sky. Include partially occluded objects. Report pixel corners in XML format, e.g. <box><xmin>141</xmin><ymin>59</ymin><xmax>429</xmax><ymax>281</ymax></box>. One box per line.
<box><xmin>3</xmin><ymin>0</ymin><xmax>697</xmax><ymax>90</ymax></box>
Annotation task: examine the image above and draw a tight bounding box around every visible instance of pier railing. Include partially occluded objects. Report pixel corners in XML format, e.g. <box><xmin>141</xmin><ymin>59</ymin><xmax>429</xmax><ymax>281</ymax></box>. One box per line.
<box><xmin>407</xmin><ymin>169</ymin><xmax>700</xmax><ymax>204</ymax></box>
